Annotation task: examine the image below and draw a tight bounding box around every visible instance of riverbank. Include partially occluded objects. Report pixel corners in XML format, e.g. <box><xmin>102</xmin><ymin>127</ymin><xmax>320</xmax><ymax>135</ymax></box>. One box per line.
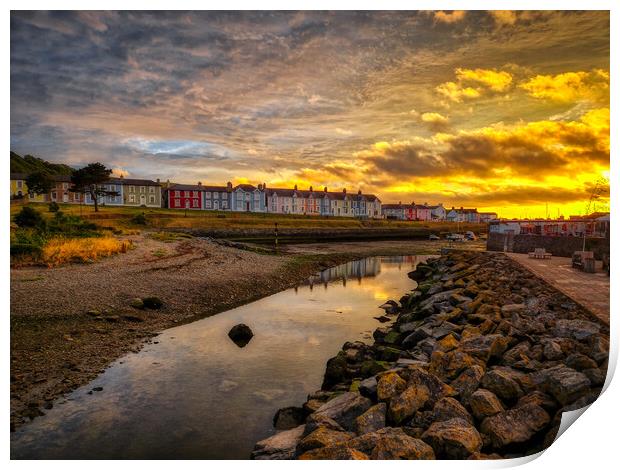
<box><xmin>253</xmin><ymin>250</ymin><xmax>609</xmax><ymax>460</ymax></box>
<box><xmin>10</xmin><ymin>234</ymin><xmax>450</xmax><ymax>431</ymax></box>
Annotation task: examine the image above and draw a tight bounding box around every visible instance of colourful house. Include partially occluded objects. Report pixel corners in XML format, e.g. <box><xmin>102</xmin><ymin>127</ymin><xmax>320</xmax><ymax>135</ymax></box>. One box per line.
<box><xmin>166</xmin><ymin>184</ymin><xmax>204</xmax><ymax>210</ymax></box>
<box><xmin>231</xmin><ymin>183</ymin><xmax>266</xmax><ymax>212</ymax></box>
<box><xmin>83</xmin><ymin>178</ymin><xmax>124</xmax><ymax>206</ymax></box>
<box><xmin>118</xmin><ymin>177</ymin><xmax>161</xmax><ymax>207</ymax></box>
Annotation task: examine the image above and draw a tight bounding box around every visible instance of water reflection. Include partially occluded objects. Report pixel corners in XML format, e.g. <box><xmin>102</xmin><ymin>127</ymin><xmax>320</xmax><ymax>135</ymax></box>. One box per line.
<box><xmin>11</xmin><ymin>255</ymin><xmax>430</xmax><ymax>460</ymax></box>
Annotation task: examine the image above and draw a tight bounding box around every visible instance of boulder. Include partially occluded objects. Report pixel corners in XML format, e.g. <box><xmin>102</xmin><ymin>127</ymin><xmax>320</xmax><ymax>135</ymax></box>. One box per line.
<box><xmin>500</xmin><ymin>304</ymin><xmax>525</xmax><ymax>318</ymax></box>
<box><xmin>227</xmin><ymin>323</ymin><xmax>254</xmax><ymax>347</ymax></box>
<box><xmin>358</xmin><ymin>376</ymin><xmax>378</xmax><ymax>399</ymax></box>
<box><xmin>252</xmin><ymin>425</ymin><xmax>305</xmax><ymax>459</ymax></box>
<box><xmin>543</xmin><ymin>340</ymin><xmax>564</xmax><ymax>361</ymax></box>
<box><xmin>481</xmin><ymin>369</ymin><xmax>525</xmax><ymax>403</ymax></box>
<box><xmin>540</xmin><ymin>365</ymin><xmax>591</xmax><ymax>405</ymax></box>
<box><xmin>418</xmin><ymin>289</ymin><xmax>464</xmax><ymax>312</ymax></box>
<box><xmin>430</xmin><ymin>350</ymin><xmax>484</xmax><ymax>381</ymax></box>
<box><xmin>129</xmin><ymin>298</ymin><xmax>144</xmax><ymax>309</ymax></box>
<box><xmin>432</xmin><ymin>397</ymin><xmax>474</xmax><ymax>424</ymax></box>
<box><xmin>311</xmin><ymin>392</ymin><xmax>372</xmax><ymax>432</ymax></box>
<box><xmin>304</xmin><ymin>414</ymin><xmax>345</xmax><ymax>436</ymax></box>
<box><xmin>422</xmin><ymin>418</ymin><xmax>483</xmax><ymax>459</ymax></box>
<box><xmin>349</xmin><ymin>427</ymin><xmax>435</xmax><ymax>460</ymax></box>
<box><xmin>469</xmin><ymin>389</ymin><xmax>504</xmax><ymax>420</ymax></box>
<box><xmin>273</xmin><ymin>406</ymin><xmax>307</xmax><ymax>431</ymax></box>
<box><xmin>296</xmin><ymin>426</ymin><xmax>353</xmax><ymax>454</ymax></box>
<box><xmin>377</xmin><ymin>372</ymin><xmax>406</xmax><ymax>402</ymax></box>
<box><xmin>480</xmin><ymin>403</ymin><xmax>550</xmax><ymax>449</ymax></box>
<box><xmin>553</xmin><ymin>319</ymin><xmax>600</xmax><ymax>341</ymax></box>
<box><xmin>451</xmin><ymin>365</ymin><xmax>484</xmax><ymax>404</ymax></box>
<box><xmin>388</xmin><ymin>384</ymin><xmax>430</xmax><ymax>424</ymax></box>
<box><xmin>460</xmin><ymin>335</ymin><xmax>509</xmax><ymax>361</ymax></box>
<box><xmin>322</xmin><ymin>352</ymin><xmax>348</xmax><ymax>388</ymax></box>
<box><xmin>565</xmin><ymin>353</ymin><xmax>598</xmax><ymax>371</ymax></box>
<box><xmin>298</xmin><ymin>444</ymin><xmax>369</xmax><ymax>460</ymax></box>
<box><xmin>355</xmin><ymin>403</ymin><xmax>387</xmax><ymax>435</ymax></box>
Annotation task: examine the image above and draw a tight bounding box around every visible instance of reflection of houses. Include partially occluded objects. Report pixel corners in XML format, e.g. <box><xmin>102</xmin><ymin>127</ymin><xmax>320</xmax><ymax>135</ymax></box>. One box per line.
<box><xmin>309</xmin><ymin>257</ymin><xmax>382</xmax><ymax>285</ymax></box>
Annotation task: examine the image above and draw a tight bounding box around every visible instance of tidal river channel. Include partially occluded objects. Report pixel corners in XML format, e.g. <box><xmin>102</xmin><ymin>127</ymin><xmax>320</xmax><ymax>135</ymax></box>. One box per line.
<box><xmin>11</xmin><ymin>255</ymin><xmax>429</xmax><ymax>459</ymax></box>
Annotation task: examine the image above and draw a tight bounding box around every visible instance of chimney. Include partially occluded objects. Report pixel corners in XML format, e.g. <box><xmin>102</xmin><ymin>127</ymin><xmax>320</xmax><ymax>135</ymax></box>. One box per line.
<box><xmin>263</xmin><ymin>182</ymin><xmax>266</xmax><ymax>191</ymax></box>
<box><xmin>120</xmin><ymin>174</ymin><xmax>124</xmax><ymax>179</ymax></box>
<box><xmin>343</xmin><ymin>188</ymin><xmax>346</xmax><ymax>194</ymax></box>
<box><xmin>309</xmin><ymin>185</ymin><xmax>313</xmax><ymax>192</ymax></box>
<box><xmin>358</xmin><ymin>189</ymin><xmax>362</xmax><ymax>195</ymax></box>
<box><xmin>294</xmin><ymin>184</ymin><xmax>298</xmax><ymax>190</ymax></box>
<box><xmin>324</xmin><ymin>186</ymin><xmax>328</xmax><ymax>192</ymax></box>
<box><xmin>227</xmin><ymin>181</ymin><xmax>232</xmax><ymax>191</ymax></box>
<box><xmin>198</xmin><ymin>181</ymin><xmax>202</xmax><ymax>187</ymax></box>
<box><xmin>398</xmin><ymin>201</ymin><xmax>402</xmax><ymax>205</ymax></box>
<box><xmin>156</xmin><ymin>178</ymin><xmax>160</xmax><ymax>184</ymax></box>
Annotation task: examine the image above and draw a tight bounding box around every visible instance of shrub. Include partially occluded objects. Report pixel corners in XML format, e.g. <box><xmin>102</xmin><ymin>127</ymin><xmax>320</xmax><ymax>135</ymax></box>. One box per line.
<box><xmin>131</xmin><ymin>213</ymin><xmax>148</xmax><ymax>225</ymax></box>
<box><xmin>14</xmin><ymin>206</ymin><xmax>46</xmax><ymax>229</ymax></box>
<box><xmin>10</xmin><ymin>229</ymin><xmax>46</xmax><ymax>258</ymax></box>
<box><xmin>48</xmin><ymin>202</ymin><xmax>60</xmax><ymax>212</ymax></box>
<box><xmin>41</xmin><ymin>237</ymin><xmax>132</xmax><ymax>266</ymax></box>
<box><xmin>47</xmin><ymin>212</ymin><xmax>99</xmax><ymax>237</ymax></box>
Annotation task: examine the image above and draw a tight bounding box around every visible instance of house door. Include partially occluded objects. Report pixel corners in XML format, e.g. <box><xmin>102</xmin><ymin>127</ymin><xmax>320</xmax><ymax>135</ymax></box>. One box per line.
<box><xmin>140</xmin><ymin>195</ymin><xmax>146</xmax><ymax>205</ymax></box>
<box><xmin>214</xmin><ymin>200</ymin><xmax>219</xmax><ymax>210</ymax></box>
<box><xmin>246</xmin><ymin>202</ymin><xmax>250</xmax><ymax>211</ymax></box>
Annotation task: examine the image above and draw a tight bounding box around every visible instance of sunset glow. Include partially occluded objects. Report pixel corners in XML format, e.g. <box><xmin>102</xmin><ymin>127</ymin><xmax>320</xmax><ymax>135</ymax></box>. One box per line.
<box><xmin>10</xmin><ymin>11</ymin><xmax>610</xmax><ymax>218</ymax></box>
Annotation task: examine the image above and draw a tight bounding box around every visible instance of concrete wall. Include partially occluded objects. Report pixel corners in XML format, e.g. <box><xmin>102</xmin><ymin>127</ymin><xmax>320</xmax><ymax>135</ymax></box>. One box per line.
<box><xmin>487</xmin><ymin>232</ymin><xmax>610</xmax><ymax>259</ymax></box>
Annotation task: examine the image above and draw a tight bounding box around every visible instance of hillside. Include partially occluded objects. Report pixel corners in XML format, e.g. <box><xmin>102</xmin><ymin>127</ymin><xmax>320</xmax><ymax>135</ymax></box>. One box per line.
<box><xmin>10</xmin><ymin>151</ymin><xmax>74</xmax><ymax>176</ymax></box>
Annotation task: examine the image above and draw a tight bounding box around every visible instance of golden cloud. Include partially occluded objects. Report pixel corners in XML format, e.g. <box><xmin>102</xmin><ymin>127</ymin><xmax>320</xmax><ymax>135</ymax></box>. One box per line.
<box><xmin>519</xmin><ymin>69</ymin><xmax>609</xmax><ymax>103</ymax></box>
<box><xmin>436</xmin><ymin>68</ymin><xmax>513</xmax><ymax>102</ymax></box>
<box><xmin>420</xmin><ymin>112</ymin><xmax>449</xmax><ymax>124</ymax></box>
<box><xmin>433</xmin><ymin>11</ymin><xmax>466</xmax><ymax>24</ymax></box>
<box><xmin>488</xmin><ymin>11</ymin><xmax>518</xmax><ymax>26</ymax></box>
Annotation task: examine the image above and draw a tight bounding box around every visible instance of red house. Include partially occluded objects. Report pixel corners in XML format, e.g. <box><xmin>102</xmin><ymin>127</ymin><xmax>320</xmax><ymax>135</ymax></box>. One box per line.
<box><xmin>166</xmin><ymin>183</ymin><xmax>204</xmax><ymax>210</ymax></box>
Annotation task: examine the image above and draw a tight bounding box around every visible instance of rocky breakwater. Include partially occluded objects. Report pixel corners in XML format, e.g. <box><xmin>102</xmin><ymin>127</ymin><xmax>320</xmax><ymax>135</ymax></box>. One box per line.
<box><xmin>251</xmin><ymin>250</ymin><xmax>609</xmax><ymax>460</ymax></box>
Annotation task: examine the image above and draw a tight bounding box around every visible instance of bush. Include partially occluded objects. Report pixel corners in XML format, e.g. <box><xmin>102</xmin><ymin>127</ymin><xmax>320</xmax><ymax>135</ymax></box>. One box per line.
<box><xmin>14</xmin><ymin>206</ymin><xmax>46</xmax><ymax>229</ymax></box>
<box><xmin>48</xmin><ymin>202</ymin><xmax>60</xmax><ymax>212</ymax></box>
<box><xmin>41</xmin><ymin>237</ymin><xmax>132</xmax><ymax>266</ymax></box>
<box><xmin>131</xmin><ymin>213</ymin><xmax>148</xmax><ymax>225</ymax></box>
<box><xmin>47</xmin><ymin>212</ymin><xmax>99</xmax><ymax>237</ymax></box>
<box><xmin>10</xmin><ymin>229</ymin><xmax>46</xmax><ymax>258</ymax></box>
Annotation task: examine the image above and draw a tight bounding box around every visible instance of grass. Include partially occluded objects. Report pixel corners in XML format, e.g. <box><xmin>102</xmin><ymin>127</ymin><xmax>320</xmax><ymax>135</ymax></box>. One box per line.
<box><xmin>41</xmin><ymin>237</ymin><xmax>132</xmax><ymax>267</ymax></box>
<box><xmin>12</xmin><ymin>203</ymin><xmax>484</xmax><ymax>234</ymax></box>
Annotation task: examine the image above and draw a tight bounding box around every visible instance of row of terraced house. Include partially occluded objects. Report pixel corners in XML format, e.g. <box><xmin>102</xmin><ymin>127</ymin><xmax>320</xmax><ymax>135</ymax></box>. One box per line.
<box><xmin>10</xmin><ymin>173</ymin><xmax>497</xmax><ymax>221</ymax></box>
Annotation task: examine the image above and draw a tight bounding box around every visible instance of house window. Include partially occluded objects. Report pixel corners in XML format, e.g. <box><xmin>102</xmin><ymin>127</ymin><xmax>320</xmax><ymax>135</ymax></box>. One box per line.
<box><xmin>17</xmin><ymin>180</ymin><xmax>23</xmax><ymax>188</ymax></box>
<box><xmin>129</xmin><ymin>194</ymin><xmax>135</xmax><ymax>203</ymax></box>
<box><xmin>63</xmin><ymin>183</ymin><xmax>68</xmax><ymax>189</ymax></box>
<box><xmin>222</xmin><ymin>201</ymin><xmax>228</xmax><ymax>208</ymax></box>
<box><xmin>206</xmin><ymin>200</ymin><xmax>212</xmax><ymax>208</ymax></box>
<box><xmin>213</xmin><ymin>192</ymin><xmax>218</xmax><ymax>199</ymax></box>
<box><xmin>206</xmin><ymin>192</ymin><xmax>211</xmax><ymax>199</ymax></box>
<box><xmin>129</xmin><ymin>186</ymin><xmax>135</xmax><ymax>192</ymax></box>
<box><xmin>149</xmin><ymin>195</ymin><xmax>155</xmax><ymax>204</ymax></box>
<box><xmin>174</xmin><ymin>198</ymin><xmax>180</xmax><ymax>206</ymax></box>
<box><xmin>192</xmin><ymin>199</ymin><xmax>198</xmax><ymax>208</ymax></box>
<box><xmin>140</xmin><ymin>186</ymin><xmax>145</xmax><ymax>193</ymax></box>
<box><xmin>149</xmin><ymin>186</ymin><xmax>155</xmax><ymax>193</ymax></box>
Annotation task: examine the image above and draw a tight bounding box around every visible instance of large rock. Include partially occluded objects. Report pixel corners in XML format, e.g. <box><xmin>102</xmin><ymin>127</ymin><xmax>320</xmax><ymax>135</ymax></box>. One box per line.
<box><xmin>432</xmin><ymin>397</ymin><xmax>473</xmax><ymax>424</ymax></box>
<box><xmin>311</xmin><ymin>392</ymin><xmax>372</xmax><ymax>432</ymax></box>
<box><xmin>322</xmin><ymin>352</ymin><xmax>348</xmax><ymax>389</ymax></box>
<box><xmin>228</xmin><ymin>323</ymin><xmax>254</xmax><ymax>347</ymax></box>
<box><xmin>296</xmin><ymin>426</ymin><xmax>353</xmax><ymax>454</ymax></box>
<box><xmin>358</xmin><ymin>376</ymin><xmax>378</xmax><ymax>399</ymax></box>
<box><xmin>430</xmin><ymin>350</ymin><xmax>485</xmax><ymax>381</ymax></box>
<box><xmin>252</xmin><ymin>425</ymin><xmax>305</xmax><ymax>459</ymax></box>
<box><xmin>349</xmin><ymin>427</ymin><xmax>435</xmax><ymax>460</ymax></box>
<box><xmin>481</xmin><ymin>403</ymin><xmax>550</xmax><ymax>449</ymax></box>
<box><xmin>460</xmin><ymin>335</ymin><xmax>509</xmax><ymax>361</ymax></box>
<box><xmin>469</xmin><ymin>389</ymin><xmax>504</xmax><ymax>420</ymax></box>
<box><xmin>419</xmin><ymin>289</ymin><xmax>464</xmax><ymax>312</ymax></box>
<box><xmin>298</xmin><ymin>444</ymin><xmax>369</xmax><ymax>460</ymax></box>
<box><xmin>388</xmin><ymin>384</ymin><xmax>430</xmax><ymax>424</ymax></box>
<box><xmin>451</xmin><ymin>365</ymin><xmax>484</xmax><ymax>403</ymax></box>
<box><xmin>553</xmin><ymin>319</ymin><xmax>600</xmax><ymax>340</ymax></box>
<box><xmin>481</xmin><ymin>368</ymin><xmax>525</xmax><ymax>403</ymax></box>
<box><xmin>355</xmin><ymin>403</ymin><xmax>386</xmax><ymax>435</ymax></box>
<box><xmin>422</xmin><ymin>418</ymin><xmax>483</xmax><ymax>459</ymax></box>
<box><xmin>540</xmin><ymin>365</ymin><xmax>591</xmax><ymax>405</ymax></box>
<box><xmin>273</xmin><ymin>406</ymin><xmax>307</xmax><ymax>430</ymax></box>
<box><xmin>377</xmin><ymin>372</ymin><xmax>406</xmax><ymax>402</ymax></box>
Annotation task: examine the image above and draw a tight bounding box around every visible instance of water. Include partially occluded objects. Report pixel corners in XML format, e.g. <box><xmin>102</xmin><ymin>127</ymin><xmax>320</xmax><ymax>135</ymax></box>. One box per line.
<box><xmin>11</xmin><ymin>255</ymin><xmax>428</xmax><ymax>459</ymax></box>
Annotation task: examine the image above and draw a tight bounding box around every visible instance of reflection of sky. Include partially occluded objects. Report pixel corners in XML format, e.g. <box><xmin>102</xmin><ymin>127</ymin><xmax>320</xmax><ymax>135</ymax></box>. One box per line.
<box><xmin>11</xmin><ymin>256</ymin><xmax>428</xmax><ymax>459</ymax></box>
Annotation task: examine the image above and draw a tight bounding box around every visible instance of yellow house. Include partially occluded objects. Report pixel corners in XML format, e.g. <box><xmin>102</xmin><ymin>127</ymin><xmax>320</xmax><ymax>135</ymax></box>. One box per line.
<box><xmin>10</xmin><ymin>173</ymin><xmax>47</xmax><ymax>202</ymax></box>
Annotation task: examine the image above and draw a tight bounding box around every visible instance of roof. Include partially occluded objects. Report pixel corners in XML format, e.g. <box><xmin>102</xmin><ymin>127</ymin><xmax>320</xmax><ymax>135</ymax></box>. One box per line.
<box><xmin>166</xmin><ymin>183</ymin><xmax>205</xmax><ymax>191</ymax></box>
<box><xmin>116</xmin><ymin>178</ymin><xmax>160</xmax><ymax>186</ymax></box>
<box><xmin>10</xmin><ymin>173</ymin><xmax>28</xmax><ymax>180</ymax></box>
<box><xmin>234</xmin><ymin>184</ymin><xmax>258</xmax><ymax>191</ymax></box>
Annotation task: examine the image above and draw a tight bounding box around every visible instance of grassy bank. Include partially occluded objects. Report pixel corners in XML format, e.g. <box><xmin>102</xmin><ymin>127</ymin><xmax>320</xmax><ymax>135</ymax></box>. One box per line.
<box><xmin>11</xmin><ymin>203</ymin><xmax>485</xmax><ymax>242</ymax></box>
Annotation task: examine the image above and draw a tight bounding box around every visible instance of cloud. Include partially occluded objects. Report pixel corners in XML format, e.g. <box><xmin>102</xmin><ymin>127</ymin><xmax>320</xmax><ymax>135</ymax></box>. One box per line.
<box><xmin>519</xmin><ymin>69</ymin><xmax>609</xmax><ymax>103</ymax></box>
<box><xmin>420</xmin><ymin>112</ymin><xmax>450</xmax><ymax>131</ymax></box>
<box><xmin>436</xmin><ymin>68</ymin><xmax>513</xmax><ymax>102</ymax></box>
<box><xmin>488</xmin><ymin>11</ymin><xmax>518</xmax><ymax>26</ymax></box>
<box><xmin>433</xmin><ymin>11</ymin><xmax>466</xmax><ymax>24</ymax></box>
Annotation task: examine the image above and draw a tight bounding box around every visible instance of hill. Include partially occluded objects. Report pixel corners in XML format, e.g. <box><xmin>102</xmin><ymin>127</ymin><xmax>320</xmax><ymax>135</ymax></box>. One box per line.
<box><xmin>10</xmin><ymin>151</ymin><xmax>74</xmax><ymax>176</ymax></box>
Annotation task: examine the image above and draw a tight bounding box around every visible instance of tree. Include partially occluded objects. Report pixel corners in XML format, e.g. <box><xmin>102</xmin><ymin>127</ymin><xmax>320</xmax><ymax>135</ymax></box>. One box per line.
<box><xmin>70</xmin><ymin>162</ymin><xmax>119</xmax><ymax>212</ymax></box>
<box><xmin>25</xmin><ymin>171</ymin><xmax>54</xmax><ymax>197</ymax></box>
<box><xmin>14</xmin><ymin>206</ymin><xmax>46</xmax><ymax>229</ymax></box>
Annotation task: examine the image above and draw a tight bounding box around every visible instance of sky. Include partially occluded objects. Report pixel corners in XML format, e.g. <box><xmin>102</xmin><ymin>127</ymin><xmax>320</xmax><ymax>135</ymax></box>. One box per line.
<box><xmin>10</xmin><ymin>10</ymin><xmax>610</xmax><ymax>218</ymax></box>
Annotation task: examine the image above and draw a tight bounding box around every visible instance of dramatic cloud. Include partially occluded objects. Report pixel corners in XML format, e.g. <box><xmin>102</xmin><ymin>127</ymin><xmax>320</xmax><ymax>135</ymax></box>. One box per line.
<box><xmin>520</xmin><ymin>70</ymin><xmax>609</xmax><ymax>103</ymax></box>
<box><xmin>10</xmin><ymin>11</ymin><xmax>610</xmax><ymax>217</ymax></box>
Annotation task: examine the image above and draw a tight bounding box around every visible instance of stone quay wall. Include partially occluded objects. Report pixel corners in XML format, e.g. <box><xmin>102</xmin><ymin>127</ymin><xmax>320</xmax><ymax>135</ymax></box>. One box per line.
<box><xmin>487</xmin><ymin>233</ymin><xmax>610</xmax><ymax>259</ymax></box>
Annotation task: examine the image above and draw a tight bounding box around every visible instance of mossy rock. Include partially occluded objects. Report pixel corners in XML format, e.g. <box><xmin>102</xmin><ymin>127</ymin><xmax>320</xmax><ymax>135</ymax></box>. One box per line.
<box><xmin>130</xmin><ymin>298</ymin><xmax>144</xmax><ymax>309</ymax></box>
<box><xmin>380</xmin><ymin>346</ymin><xmax>403</xmax><ymax>362</ymax></box>
<box><xmin>349</xmin><ymin>379</ymin><xmax>361</xmax><ymax>392</ymax></box>
<box><xmin>383</xmin><ymin>331</ymin><xmax>403</xmax><ymax>345</ymax></box>
<box><xmin>360</xmin><ymin>360</ymin><xmax>391</xmax><ymax>377</ymax></box>
<box><xmin>142</xmin><ymin>297</ymin><xmax>163</xmax><ymax>309</ymax></box>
